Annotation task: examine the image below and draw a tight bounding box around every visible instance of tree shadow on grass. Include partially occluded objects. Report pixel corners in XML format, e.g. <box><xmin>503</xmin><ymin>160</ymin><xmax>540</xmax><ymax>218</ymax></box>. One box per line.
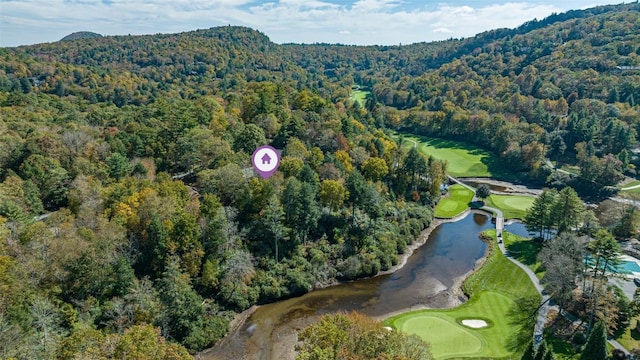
<box><xmin>506</xmin><ymin>239</ymin><xmax>543</xmax><ymax>268</ymax></box>
<box><xmin>416</xmin><ymin>134</ymin><xmax>513</xmax><ymax>179</ymax></box>
<box><xmin>480</xmin><ymin>155</ymin><xmax>515</xmax><ymax>180</ymax></box>
<box><xmin>506</xmin><ymin>296</ymin><xmax>539</xmax><ymax>353</ymax></box>
<box><xmin>414</xmin><ymin>136</ymin><xmax>472</xmax><ymax>152</ymax></box>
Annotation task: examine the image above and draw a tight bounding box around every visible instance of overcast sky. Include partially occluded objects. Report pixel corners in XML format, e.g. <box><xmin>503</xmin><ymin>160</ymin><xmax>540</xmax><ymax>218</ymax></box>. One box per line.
<box><xmin>0</xmin><ymin>0</ymin><xmax>625</xmax><ymax>47</ymax></box>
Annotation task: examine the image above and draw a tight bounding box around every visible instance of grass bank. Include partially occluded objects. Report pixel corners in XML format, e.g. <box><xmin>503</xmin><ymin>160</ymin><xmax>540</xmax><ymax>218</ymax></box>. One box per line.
<box><xmin>386</xmin><ymin>229</ymin><xmax>541</xmax><ymax>359</ymax></box>
<box><xmin>434</xmin><ymin>184</ymin><xmax>474</xmax><ymax>218</ymax></box>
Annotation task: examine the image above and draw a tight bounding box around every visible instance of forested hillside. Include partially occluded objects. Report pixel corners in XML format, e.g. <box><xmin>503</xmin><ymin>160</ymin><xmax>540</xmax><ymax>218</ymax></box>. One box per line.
<box><xmin>0</xmin><ymin>2</ymin><xmax>639</xmax><ymax>358</ymax></box>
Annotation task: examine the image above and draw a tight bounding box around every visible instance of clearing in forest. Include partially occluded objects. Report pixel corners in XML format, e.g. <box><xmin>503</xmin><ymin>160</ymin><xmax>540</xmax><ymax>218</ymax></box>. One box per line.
<box><xmin>398</xmin><ymin>134</ymin><xmax>507</xmax><ymax>178</ymax></box>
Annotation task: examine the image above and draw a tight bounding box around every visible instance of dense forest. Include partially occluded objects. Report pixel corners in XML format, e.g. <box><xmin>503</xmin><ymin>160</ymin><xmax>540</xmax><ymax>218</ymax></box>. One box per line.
<box><xmin>1</xmin><ymin>2</ymin><xmax>640</xmax><ymax>358</ymax></box>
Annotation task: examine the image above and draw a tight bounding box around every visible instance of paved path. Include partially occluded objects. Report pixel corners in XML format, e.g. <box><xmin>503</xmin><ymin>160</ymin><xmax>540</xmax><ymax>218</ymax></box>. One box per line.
<box><xmin>609</xmin><ymin>339</ymin><xmax>630</xmax><ymax>355</ymax></box>
<box><xmin>488</xmin><ymin>205</ymin><xmax>628</xmax><ymax>354</ymax></box>
<box><xmin>495</xmin><ymin>228</ymin><xmax>551</xmax><ymax>346</ymax></box>
<box><xmin>450</xmin><ymin>176</ymin><xmax>626</xmax><ymax>352</ymax></box>
<box><xmin>620</xmin><ymin>183</ymin><xmax>640</xmax><ymax>191</ymax></box>
<box><xmin>482</xmin><ymin>202</ymin><xmax>550</xmax><ymax>344</ymax></box>
<box><xmin>449</xmin><ymin>176</ymin><xmax>549</xmax><ymax>343</ymax></box>
<box><xmin>543</xmin><ymin>159</ymin><xmax>575</xmax><ymax>177</ymax></box>
<box><xmin>404</xmin><ymin>137</ymin><xmax>418</xmax><ymax>149</ymax></box>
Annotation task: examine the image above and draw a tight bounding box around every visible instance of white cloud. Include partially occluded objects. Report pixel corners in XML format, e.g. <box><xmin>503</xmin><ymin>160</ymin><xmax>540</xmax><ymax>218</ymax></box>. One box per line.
<box><xmin>432</xmin><ymin>27</ymin><xmax>453</xmax><ymax>34</ymax></box>
<box><xmin>351</xmin><ymin>0</ymin><xmax>402</xmax><ymax>11</ymax></box>
<box><xmin>448</xmin><ymin>5</ymin><xmax>474</xmax><ymax>15</ymax></box>
<box><xmin>0</xmin><ymin>0</ymin><xmax>625</xmax><ymax>47</ymax></box>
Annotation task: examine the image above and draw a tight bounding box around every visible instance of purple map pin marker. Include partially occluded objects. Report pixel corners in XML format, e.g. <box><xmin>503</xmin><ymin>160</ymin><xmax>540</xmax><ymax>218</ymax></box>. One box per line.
<box><xmin>251</xmin><ymin>145</ymin><xmax>280</xmax><ymax>179</ymax></box>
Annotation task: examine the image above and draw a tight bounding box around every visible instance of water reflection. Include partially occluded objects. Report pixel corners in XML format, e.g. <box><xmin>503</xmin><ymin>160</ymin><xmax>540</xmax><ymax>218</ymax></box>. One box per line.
<box><xmin>210</xmin><ymin>212</ymin><xmax>502</xmax><ymax>360</ymax></box>
<box><xmin>205</xmin><ymin>213</ymin><xmax>546</xmax><ymax>359</ymax></box>
<box><xmin>504</xmin><ymin>221</ymin><xmax>533</xmax><ymax>238</ymax></box>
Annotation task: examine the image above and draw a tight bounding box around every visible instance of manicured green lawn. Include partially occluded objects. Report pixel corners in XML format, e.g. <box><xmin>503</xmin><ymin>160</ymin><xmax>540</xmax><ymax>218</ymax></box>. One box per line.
<box><xmin>464</xmin><ymin>230</ymin><xmax>540</xmax><ymax>301</ymax></box>
<box><xmin>434</xmin><ymin>184</ymin><xmax>474</xmax><ymax>218</ymax></box>
<box><xmin>350</xmin><ymin>89</ymin><xmax>370</xmax><ymax>106</ymax></box>
<box><xmin>386</xmin><ymin>229</ymin><xmax>541</xmax><ymax>359</ymax></box>
<box><xmin>616</xmin><ymin>317</ymin><xmax>640</xmax><ymax>351</ymax></box>
<box><xmin>619</xmin><ymin>180</ymin><xmax>640</xmax><ymax>193</ymax></box>
<box><xmin>388</xmin><ymin>292</ymin><xmax>515</xmax><ymax>359</ymax></box>
<box><xmin>503</xmin><ymin>231</ymin><xmax>544</xmax><ymax>279</ymax></box>
<box><xmin>396</xmin><ymin>134</ymin><xmax>507</xmax><ymax>178</ymax></box>
<box><xmin>559</xmin><ymin>164</ymin><xmax>580</xmax><ymax>175</ymax></box>
<box><xmin>485</xmin><ymin>194</ymin><xmax>535</xmax><ymax>220</ymax></box>
<box><xmin>623</xmin><ymin>187</ymin><xmax>640</xmax><ymax>194</ymax></box>
<box><xmin>547</xmin><ymin>335</ymin><xmax>579</xmax><ymax>359</ymax></box>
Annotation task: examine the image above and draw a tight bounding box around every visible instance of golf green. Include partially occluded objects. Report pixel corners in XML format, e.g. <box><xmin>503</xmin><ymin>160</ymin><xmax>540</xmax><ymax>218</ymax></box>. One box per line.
<box><xmin>388</xmin><ymin>292</ymin><xmax>516</xmax><ymax>359</ymax></box>
<box><xmin>434</xmin><ymin>184</ymin><xmax>474</xmax><ymax>218</ymax></box>
<box><xmin>398</xmin><ymin>315</ymin><xmax>484</xmax><ymax>357</ymax></box>
<box><xmin>350</xmin><ymin>89</ymin><xmax>370</xmax><ymax>106</ymax></box>
<box><xmin>486</xmin><ymin>194</ymin><xmax>535</xmax><ymax>219</ymax></box>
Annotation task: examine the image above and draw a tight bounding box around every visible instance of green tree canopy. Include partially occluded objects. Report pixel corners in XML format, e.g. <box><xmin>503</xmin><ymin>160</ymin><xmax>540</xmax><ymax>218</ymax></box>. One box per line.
<box><xmin>475</xmin><ymin>184</ymin><xmax>491</xmax><ymax>201</ymax></box>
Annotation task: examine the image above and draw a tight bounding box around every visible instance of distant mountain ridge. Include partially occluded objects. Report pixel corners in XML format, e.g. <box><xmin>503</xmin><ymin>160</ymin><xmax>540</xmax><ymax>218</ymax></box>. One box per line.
<box><xmin>60</xmin><ymin>31</ymin><xmax>103</xmax><ymax>41</ymax></box>
<box><xmin>4</xmin><ymin>3</ymin><xmax>639</xmax><ymax>109</ymax></box>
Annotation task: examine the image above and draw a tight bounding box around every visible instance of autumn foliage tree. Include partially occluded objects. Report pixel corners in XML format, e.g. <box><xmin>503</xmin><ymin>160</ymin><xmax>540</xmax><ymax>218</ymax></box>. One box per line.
<box><xmin>296</xmin><ymin>312</ymin><xmax>432</xmax><ymax>360</ymax></box>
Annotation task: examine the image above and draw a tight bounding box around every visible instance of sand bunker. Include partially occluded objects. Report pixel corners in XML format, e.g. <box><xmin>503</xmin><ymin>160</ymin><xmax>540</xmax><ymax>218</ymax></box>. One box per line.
<box><xmin>461</xmin><ymin>319</ymin><xmax>488</xmax><ymax>328</ymax></box>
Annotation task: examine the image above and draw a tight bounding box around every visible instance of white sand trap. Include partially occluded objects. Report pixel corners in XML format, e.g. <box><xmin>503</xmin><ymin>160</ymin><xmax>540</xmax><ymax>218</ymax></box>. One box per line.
<box><xmin>461</xmin><ymin>319</ymin><xmax>488</xmax><ymax>328</ymax></box>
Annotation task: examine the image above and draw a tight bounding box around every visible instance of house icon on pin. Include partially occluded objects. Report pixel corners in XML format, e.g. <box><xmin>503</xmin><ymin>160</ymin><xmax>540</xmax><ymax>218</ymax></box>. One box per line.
<box><xmin>261</xmin><ymin>153</ymin><xmax>272</xmax><ymax>165</ymax></box>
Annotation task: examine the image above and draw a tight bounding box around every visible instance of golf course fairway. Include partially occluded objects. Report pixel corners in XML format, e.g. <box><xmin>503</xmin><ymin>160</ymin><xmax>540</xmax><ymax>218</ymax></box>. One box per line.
<box><xmin>396</xmin><ymin>133</ymin><xmax>508</xmax><ymax>178</ymax></box>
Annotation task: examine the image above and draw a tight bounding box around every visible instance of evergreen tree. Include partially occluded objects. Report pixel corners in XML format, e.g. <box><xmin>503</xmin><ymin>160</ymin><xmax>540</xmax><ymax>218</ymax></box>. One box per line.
<box><xmin>521</xmin><ymin>340</ymin><xmax>536</xmax><ymax>360</ymax></box>
<box><xmin>346</xmin><ymin>170</ymin><xmax>370</xmax><ymax>213</ymax></box>
<box><xmin>534</xmin><ymin>340</ymin><xmax>549</xmax><ymax>360</ymax></box>
<box><xmin>264</xmin><ymin>195</ymin><xmax>285</xmax><ymax>262</ymax></box>
<box><xmin>525</xmin><ymin>189</ymin><xmax>557</xmax><ymax>240</ymax></box>
<box><xmin>579</xmin><ymin>321</ymin><xmax>608</xmax><ymax>360</ymax></box>
<box><xmin>106</xmin><ymin>152</ymin><xmax>132</xmax><ymax>180</ymax></box>
<box><xmin>551</xmin><ymin>187</ymin><xmax>584</xmax><ymax>234</ymax></box>
<box><xmin>589</xmin><ymin>229</ymin><xmax>621</xmax><ymax>280</ymax></box>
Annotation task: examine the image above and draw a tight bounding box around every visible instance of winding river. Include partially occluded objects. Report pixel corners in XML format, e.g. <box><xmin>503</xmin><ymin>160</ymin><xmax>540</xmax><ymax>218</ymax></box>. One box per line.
<box><xmin>201</xmin><ymin>212</ymin><xmax>531</xmax><ymax>360</ymax></box>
